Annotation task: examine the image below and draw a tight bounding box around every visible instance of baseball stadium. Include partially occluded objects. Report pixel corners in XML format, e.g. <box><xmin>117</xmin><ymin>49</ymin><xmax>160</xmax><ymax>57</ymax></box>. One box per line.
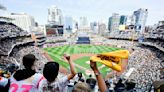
<box><xmin>0</xmin><ymin>2</ymin><xmax>164</xmax><ymax>91</ymax></box>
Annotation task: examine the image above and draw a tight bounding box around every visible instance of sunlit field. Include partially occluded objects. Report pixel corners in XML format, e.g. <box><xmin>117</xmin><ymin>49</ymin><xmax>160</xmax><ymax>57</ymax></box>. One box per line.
<box><xmin>44</xmin><ymin>44</ymin><xmax>123</xmax><ymax>77</ymax></box>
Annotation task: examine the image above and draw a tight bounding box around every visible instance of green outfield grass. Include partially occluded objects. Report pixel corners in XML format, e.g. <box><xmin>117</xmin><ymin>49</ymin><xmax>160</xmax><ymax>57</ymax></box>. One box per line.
<box><xmin>43</xmin><ymin>44</ymin><xmax>123</xmax><ymax>78</ymax></box>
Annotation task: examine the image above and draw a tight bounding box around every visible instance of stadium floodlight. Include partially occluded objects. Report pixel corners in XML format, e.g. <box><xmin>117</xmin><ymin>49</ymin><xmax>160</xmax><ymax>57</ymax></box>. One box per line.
<box><xmin>0</xmin><ymin>4</ymin><xmax>6</xmax><ymax>10</ymax></box>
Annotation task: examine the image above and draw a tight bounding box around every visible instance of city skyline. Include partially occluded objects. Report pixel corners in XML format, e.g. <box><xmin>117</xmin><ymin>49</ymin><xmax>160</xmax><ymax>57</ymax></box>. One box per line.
<box><xmin>0</xmin><ymin>0</ymin><xmax>164</xmax><ymax>25</ymax></box>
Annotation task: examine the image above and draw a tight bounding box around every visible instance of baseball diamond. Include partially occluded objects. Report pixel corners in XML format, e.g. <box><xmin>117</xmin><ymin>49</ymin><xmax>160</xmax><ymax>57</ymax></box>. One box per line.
<box><xmin>43</xmin><ymin>44</ymin><xmax>127</xmax><ymax>78</ymax></box>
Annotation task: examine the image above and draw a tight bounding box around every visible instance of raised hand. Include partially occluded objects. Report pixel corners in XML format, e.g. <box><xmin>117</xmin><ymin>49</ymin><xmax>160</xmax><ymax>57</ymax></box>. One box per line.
<box><xmin>63</xmin><ymin>54</ymin><xmax>70</xmax><ymax>61</ymax></box>
<box><xmin>90</xmin><ymin>60</ymin><xmax>98</xmax><ymax>72</ymax></box>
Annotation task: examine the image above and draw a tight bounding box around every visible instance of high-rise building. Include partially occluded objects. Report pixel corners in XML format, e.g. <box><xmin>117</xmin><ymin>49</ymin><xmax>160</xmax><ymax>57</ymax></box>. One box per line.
<box><xmin>108</xmin><ymin>13</ymin><xmax>120</xmax><ymax>32</ymax></box>
<box><xmin>79</xmin><ymin>16</ymin><xmax>88</xmax><ymax>28</ymax></box>
<box><xmin>6</xmin><ymin>13</ymin><xmax>35</xmax><ymax>32</ymax></box>
<box><xmin>133</xmin><ymin>8</ymin><xmax>148</xmax><ymax>32</ymax></box>
<box><xmin>126</xmin><ymin>15</ymin><xmax>136</xmax><ymax>25</ymax></box>
<box><xmin>108</xmin><ymin>17</ymin><xmax>112</xmax><ymax>32</ymax></box>
<box><xmin>48</xmin><ymin>6</ymin><xmax>63</xmax><ymax>25</ymax></box>
<box><xmin>90</xmin><ymin>22</ymin><xmax>98</xmax><ymax>33</ymax></box>
<box><xmin>119</xmin><ymin>15</ymin><xmax>127</xmax><ymax>25</ymax></box>
<box><xmin>98</xmin><ymin>23</ymin><xmax>106</xmax><ymax>35</ymax></box>
<box><xmin>64</xmin><ymin>16</ymin><xmax>73</xmax><ymax>31</ymax></box>
<box><xmin>90</xmin><ymin>22</ymin><xmax>95</xmax><ymax>31</ymax></box>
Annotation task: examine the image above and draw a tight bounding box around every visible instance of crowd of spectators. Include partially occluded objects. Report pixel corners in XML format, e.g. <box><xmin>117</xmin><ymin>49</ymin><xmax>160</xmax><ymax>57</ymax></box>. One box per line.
<box><xmin>145</xmin><ymin>25</ymin><xmax>164</xmax><ymax>40</ymax></box>
<box><xmin>0</xmin><ymin>21</ymin><xmax>28</xmax><ymax>39</ymax></box>
<box><xmin>0</xmin><ymin>21</ymin><xmax>33</xmax><ymax>56</ymax></box>
<box><xmin>148</xmin><ymin>47</ymin><xmax>164</xmax><ymax>61</ymax></box>
<box><xmin>0</xmin><ymin>37</ymin><xmax>34</xmax><ymax>55</ymax></box>
<box><xmin>46</xmin><ymin>36</ymin><xmax>67</xmax><ymax>43</ymax></box>
<box><xmin>109</xmin><ymin>30</ymin><xmax>139</xmax><ymax>40</ymax></box>
<box><xmin>146</xmin><ymin>33</ymin><xmax>164</xmax><ymax>40</ymax></box>
<box><xmin>1</xmin><ymin>39</ymin><xmax>163</xmax><ymax>92</ymax></box>
<box><xmin>0</xmin><ymin>45</ymin><xmax>49</xmax><ymax>78</ymax></box>
<box><xmin>140</xmin><ymin>25</ymin><xmax>164</xmax><ymax>55</ymax></box>
<box><xmin>44</xmin><ymin>42</ymin><xmax>70</xmax><ymax>48</ymax></box>
<box><xmin>44</xmin><ymin>36</ymin><xmax>70</xmax><ymax>48</ymax></box>
<box><xmin>1</xmin><ymin>20</ymin><xmax>164</xmax><ymax>91</ymax></box>
<box><xmin>140</xmin><ymin>40</ymin><xmax>164</xmax><ymax>52</ymax></box>
<box><xmin>10</xmin><ymin>46</ymin><xmax>48</xmax><ymax>72</ymax></box>
<box><xmin>0</xmin><ymin>21</ymin><xmax>48</xmax><ymax>74</ymax></box>
<box><xmin>103</xmin><ymin>39</ymin><xmax>138</xmax><ymax>48</ymax></box>
<box><xmin>123</xmin><ymin>48</ymin><xmax>162</xmax><ymax>91</ymax></box>
<box><xmin>104</xmin><ymin>25</ymin><xmax>164</xmax><ymax>91</ymax></box>
<box><xmin>0</xmin><ymin>56</ymin><xmax>17</xmax><ymax>66</ymax></box>
<box><xmin>90</xmin><ymin>32</ymin><xmax>163</xmax><ymax>91</ymax></box>
<box><xmin>0</xmin><ymin>39</ymin><xmax>14</xmax><ymax>55</ymax></box>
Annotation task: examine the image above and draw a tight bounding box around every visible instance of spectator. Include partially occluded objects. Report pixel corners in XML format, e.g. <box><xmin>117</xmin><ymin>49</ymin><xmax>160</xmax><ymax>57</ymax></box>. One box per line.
<box><xmin>125</xmin><ymin>80</ymin><xmax>136</xmax><ymax>92</ymax></box>
<box><xmin>78</xmin><ymin>72</ymin><xmax>83</xmax><ymax>81</ymax></box>
<box><xmin>86</xmin><ymin>74</ymin><xmax>96</xmax><ymax>89</ymax></box>
<box><xmin>9</xmin><ymin>54</ymin><xmax>44</xmax><ymax>92</ymax></box>
<box><xmin>7</xmin><ymin>63</ymin><xmax>19</xmax><ymax>75</ymax></box>
<box><xmin>114</xmin><ymin>78</ymin><xmax>125</xmax><ymax>92</ymax></box>
<box><xmin>39</xmin><ymin>54</ymin><xmax>76</xmax><ymax>92</ymax></box>
<box><xmin>105</xmin><ymin>81</ymin><xmax>113</xmax><ymax>92</ymax></box>
<box><xmin>90</xmin><ymin>60</ymin><xmax>107</xmax><ymax>92</ymax></box>
<box><xmin>0</xmin><ymin>76</ymin><xmax>10</xmax><ymax>92</ymax></box>
<box><xmin>72</xmin><ymin>82</ymin><xmax>91</xmax><ymax>92</ymax></box>
<box><xmin>74</xmin><ymin>72</ymin><xmax>85</xmax><ymax>84</ymax></box>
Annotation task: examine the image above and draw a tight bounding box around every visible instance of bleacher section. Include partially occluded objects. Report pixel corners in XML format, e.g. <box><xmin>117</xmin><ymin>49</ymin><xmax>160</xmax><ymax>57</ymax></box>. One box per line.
<box><xmin>140</xmin><ymin>25</ymin><xmax>164</xmax><ymax>52</ymax></box>
<box><xmin>0</xmin><ymin>21</ymin><xmax>47</xmax><ymax>69</ymax></box>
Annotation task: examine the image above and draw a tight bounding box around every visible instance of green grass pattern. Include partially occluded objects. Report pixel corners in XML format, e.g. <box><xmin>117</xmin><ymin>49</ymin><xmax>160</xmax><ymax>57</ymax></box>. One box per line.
<box><xmin>43</xmin><ymin>44</ymin><xmax>122</xmax><ymax>77</ymax></box>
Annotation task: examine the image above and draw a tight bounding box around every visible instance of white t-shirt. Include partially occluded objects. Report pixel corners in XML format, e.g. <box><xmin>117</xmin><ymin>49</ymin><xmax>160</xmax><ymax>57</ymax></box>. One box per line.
<box><xmin>39</xmin><ymin>76</ymin><xmax>69</xmax><ymax>92</ymax></box>
<box><xmin>9</xmin><ymin>73</ymin><xmax>43</xmax><ymax>92</ymax></box>
<box><xmin>0</xmin><ymin>77</ymin><xmax>8</xmax><ymax>87</ymax></box>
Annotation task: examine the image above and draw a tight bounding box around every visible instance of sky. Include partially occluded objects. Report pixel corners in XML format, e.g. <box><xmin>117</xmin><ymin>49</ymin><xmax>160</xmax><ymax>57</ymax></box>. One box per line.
<box><xmin>0</xmin><ymin>0</ymin><xmax>164</xmax><ymax>25</ymax></box>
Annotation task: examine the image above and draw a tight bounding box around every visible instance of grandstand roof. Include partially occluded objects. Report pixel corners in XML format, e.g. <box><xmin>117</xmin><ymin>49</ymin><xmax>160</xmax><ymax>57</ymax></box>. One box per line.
<box><xmin>0</xmin><ymin>17</ymin><xmax>13</xmax><ymax>21</ymax></box>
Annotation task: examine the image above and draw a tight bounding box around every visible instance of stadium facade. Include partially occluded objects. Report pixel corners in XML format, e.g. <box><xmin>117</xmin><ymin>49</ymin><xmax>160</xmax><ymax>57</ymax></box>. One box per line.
<box><xmin>5</xmin><ymin>13</ymin><xmax>35</xmax><ymax>32</ymax></box>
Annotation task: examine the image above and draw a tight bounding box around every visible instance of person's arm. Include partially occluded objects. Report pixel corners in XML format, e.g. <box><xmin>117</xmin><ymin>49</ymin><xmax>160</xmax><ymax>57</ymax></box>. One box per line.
<box><xmin>63</xmin><ymin>54</ymin><xmax>76</xmax><ymax>80</ymax></box>
<box><xmin>90</xmin><ymin>60</ymin><xmax>107</xmax><ymax>92</ymax></box>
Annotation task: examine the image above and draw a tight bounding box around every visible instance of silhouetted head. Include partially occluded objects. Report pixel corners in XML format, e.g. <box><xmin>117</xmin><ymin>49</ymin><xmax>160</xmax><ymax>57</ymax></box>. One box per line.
<box><xmin>78</xmin><ymin>72</ymin><xmax>82</xmax><ymax>78</ymax></box>
<box><xmin>23</xmin><ymin>54</ymin><xmax>37</xmax><ymax>69</ymax></box>
<box><xmin>43</xmin><ymin>62</ymin><xmax>59</xmax><ymax>82</ymax></box>
<box><xmin>118</xmin><ymin>78</ymin><xmax>122</xmax><ymax>83</ymax></box>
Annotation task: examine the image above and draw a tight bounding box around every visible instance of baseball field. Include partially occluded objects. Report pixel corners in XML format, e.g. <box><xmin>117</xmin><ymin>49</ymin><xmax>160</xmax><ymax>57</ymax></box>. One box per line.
<box><xmin>43</xmin><ymin>44</ymin><xmax>123</xmax><ymax>78</ymax></box>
